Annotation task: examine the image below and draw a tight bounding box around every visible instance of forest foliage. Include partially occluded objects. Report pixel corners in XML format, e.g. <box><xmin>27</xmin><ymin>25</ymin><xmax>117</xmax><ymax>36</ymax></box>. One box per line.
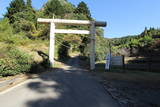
<box><xmin>0</xmin><ymin>0</ymin><xmax>104</xmax><ymax>76</ymax></box>
<box><xmin>3</xmin><ymin>0</ymin><xmax>95</xmax><ymax>54</ymax></box>
<box><xmin>109</xmin><ymin>28</ymin><xmax>160</xmax><ymax>57</ymax></box>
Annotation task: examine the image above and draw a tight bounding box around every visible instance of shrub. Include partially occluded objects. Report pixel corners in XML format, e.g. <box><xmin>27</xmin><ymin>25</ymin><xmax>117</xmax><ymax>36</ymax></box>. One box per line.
<box><xmin>0</xmin><ymin>18</ymin><xmax>13</xmax><ymax>42</ymax></box>
<box><xmin>13</xmin><ymin>20</ymin><xmax>36</xmax><ymax>33</ymax></box>
<box><xmin>0</xmin><ymin>46</ymin><xmax>33</xmax><ymax>76</ymax></box>
<box><xmin>0</xmin><ymin>18</ymin><xmax>30</xmax><ymax>45</ymax></box>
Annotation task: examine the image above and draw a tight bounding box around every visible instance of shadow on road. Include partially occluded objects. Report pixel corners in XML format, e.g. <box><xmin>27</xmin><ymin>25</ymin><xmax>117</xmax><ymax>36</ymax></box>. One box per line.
<box><xmin>25</xmin><ymin>56</ymin><xmax>119</xmax><ymax>107</ymax></box>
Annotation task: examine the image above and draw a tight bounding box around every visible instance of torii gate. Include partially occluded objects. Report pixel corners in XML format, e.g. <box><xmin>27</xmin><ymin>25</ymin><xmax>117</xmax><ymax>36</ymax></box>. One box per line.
<box><xmin>37</xmin><ymin>17</ymin><xmax>106</xmax><ymax>70</ymax></box>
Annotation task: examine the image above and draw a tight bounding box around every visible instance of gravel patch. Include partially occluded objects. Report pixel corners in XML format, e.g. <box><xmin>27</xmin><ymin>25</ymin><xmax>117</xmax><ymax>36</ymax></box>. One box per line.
<box><xmin>99</xmin><ymin>78</ymin><xmax>160</xmax><ymax>107</ymax></box>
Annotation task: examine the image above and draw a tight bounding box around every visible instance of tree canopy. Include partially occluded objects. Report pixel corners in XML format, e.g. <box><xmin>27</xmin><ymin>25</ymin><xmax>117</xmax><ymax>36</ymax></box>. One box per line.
<box><xmin>5</xmin><ymin>0</ymin><xmax>25</xmax><ymax>23</ymax></box>
<box><xmin>44</xmin><ymin>0</ymin><xmax>66</xmax><ymax>17</ymax></box>
<box><xmin>74</xmin><ymin>1</ymin><xmax>91</xmax><ymax>19</ymax></box>
<box><xmin>26</xmin><ymin>0</ymin><xmax>32</xmax><ymax>8</ymax></box>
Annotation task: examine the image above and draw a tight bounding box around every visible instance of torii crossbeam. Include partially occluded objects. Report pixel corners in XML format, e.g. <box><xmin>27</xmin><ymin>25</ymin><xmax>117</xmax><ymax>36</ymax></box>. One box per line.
<box><xmin>37</xmin><ymin>18</ymin><xmax>106</xmax><ymax>70</ymax></box>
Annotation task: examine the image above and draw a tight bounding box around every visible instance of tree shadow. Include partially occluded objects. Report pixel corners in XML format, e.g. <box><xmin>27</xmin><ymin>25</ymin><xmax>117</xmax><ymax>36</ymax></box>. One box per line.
<box><xmin>29</xmin><ymin>50</ymin><xmax>62</xmax><ymax>74</ymax></box>
<box><xmin>24</xmin><ymin>56</ymin><xmax>119</xmax><ymax>107</ymax></box>
<box><xmin>37</xmin><ymin>51</ymin><xmax>49</xmax><ymax>59</ymax></box>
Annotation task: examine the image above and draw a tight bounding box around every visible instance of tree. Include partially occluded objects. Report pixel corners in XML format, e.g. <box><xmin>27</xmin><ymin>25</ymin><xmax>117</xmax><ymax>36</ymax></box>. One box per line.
<box><xmin>74</xmin><ymin>1</ymin><xmax>91</xmax><ymax>19</ymax></box>
<box><xmin>96</xmin><ymin>28</ymin><xmax>104</xmax><ymax>37</ymax></box>
<box><xmin>44</xmin><ymin>0</ymin><xmax>65</xmax><ymax>17</ymax></box>
<box><xmin>4</xmin><ymin>0</ymin><xmax>25</xmax><ymax>23</ymax></box>
<box><xmin>26</xmin><ymin>0</ymin><xmax>32</xmax><ymax>8</ymax></box>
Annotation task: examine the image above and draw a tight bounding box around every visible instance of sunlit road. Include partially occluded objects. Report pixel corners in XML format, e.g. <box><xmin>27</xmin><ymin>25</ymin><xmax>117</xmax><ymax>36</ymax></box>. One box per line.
<box><xmin>0</xmin><ymin>57</ymin><xmax>119</xmax><ymax>107</ymax></box>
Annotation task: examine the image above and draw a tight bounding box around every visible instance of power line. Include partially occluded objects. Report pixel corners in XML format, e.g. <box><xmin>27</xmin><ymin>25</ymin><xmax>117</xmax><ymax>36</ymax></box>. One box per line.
<box><xmin>55</xmin><ymin>34</ymin><xmax>92</xmax><ymax>49</ymax></box>
<box><xmin>55</xmin><ymin>39</ymin><xmax>71</xmax><ymax>49</ymax></box>
<box><xmin>55</xmin><ymin>34</ymin><xmax>91</xmax><ymax>41</ymax></box>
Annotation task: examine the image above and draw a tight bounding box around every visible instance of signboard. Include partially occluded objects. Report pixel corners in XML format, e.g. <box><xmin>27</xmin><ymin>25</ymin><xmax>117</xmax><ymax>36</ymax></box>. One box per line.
<box><xmin>111</xmin><ymin>56</ymin><xmax>123</xmax><ymax>66</ymax></box>
<box><xmin>105</xmin><ymin>55</ymin><xmax>124</xmax><ymax>71</ymax></box>
<box><xmin>105</xmin><ymin>53</ymin><xmax>111</xmax><ymax>70</ymax></box>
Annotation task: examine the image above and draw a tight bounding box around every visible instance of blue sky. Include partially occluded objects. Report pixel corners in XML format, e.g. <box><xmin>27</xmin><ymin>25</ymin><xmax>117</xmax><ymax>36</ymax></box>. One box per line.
<box><xmin>0</xmin><ymin>0</ymin><xmax>160</xmax><ymax>38</ymax></box>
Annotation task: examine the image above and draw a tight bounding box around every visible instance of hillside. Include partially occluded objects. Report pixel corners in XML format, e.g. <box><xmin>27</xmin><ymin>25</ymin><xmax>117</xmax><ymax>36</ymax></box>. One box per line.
<box><xmin>105</xmin><ymin>28</ymin><xmax>160</xmax><ymax>57</ymax></box>
<box><xmin>0</xmin><ymin>0</ymin><xmax>104</xmax><ymax>77</ymax></box>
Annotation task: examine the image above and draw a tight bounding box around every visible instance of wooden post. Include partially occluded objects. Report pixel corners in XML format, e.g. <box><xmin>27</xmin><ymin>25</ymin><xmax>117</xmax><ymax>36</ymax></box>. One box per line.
<box><xmin>90</xmin><ymin>21</ymin><xmax>96</xmax><ymax>70</ymax></box>
<box><xmin>49</xmin><ymin>22</ymin><xmax>55</xmax><ymax>67</ymax></box>
<box><xmin>122</xmin><ymin>55</ymin><xmax>125</xmax><ymax>72</ymax></box>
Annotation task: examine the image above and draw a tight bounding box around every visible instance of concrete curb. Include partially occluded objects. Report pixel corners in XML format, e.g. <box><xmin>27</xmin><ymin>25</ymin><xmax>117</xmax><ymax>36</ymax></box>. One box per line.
<box><xmin>0</xmin><ymin>74</ymin><xmax>38</xmax><ymax>92</ymax></box>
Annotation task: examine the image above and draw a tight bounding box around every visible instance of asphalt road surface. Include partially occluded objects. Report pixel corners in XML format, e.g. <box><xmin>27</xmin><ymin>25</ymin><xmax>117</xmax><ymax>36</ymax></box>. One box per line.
<box><xmin>0</xmin><ymin>57</ymin><xmax>120</xmax><ymax>107</ymax></box>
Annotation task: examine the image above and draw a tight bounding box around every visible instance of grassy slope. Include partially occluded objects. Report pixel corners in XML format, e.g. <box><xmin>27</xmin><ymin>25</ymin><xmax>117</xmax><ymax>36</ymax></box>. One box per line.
<box><xmin>0</xmin><ymin>38</ymin><xmax>63</xmax><ymax>77</ymax></box>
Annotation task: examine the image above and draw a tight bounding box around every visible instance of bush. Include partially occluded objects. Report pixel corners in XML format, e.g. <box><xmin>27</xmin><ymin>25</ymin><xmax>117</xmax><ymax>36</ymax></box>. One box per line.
<box><xmin>13</xmin><ymin>20</ymin><xmax>36</xmax><ymax>33</ymax></box>
<box><xmin>0</xmin><ymin>18</ymin><xmax>30</xmax><ymax>45</ymax></box>
<box><xmin>0</xmin><ymin>18</ymin><xmax>13</xmax><ymax>42</ymax></box>
<box><xmin>12</xmin><ymin>9</ymin><xmax>36</xmax><ymax>24</ymax></box>
<box><xmin>0</xmin><ymin>46</ymin><xmax>33</xmax><ymax>76</ymax></box>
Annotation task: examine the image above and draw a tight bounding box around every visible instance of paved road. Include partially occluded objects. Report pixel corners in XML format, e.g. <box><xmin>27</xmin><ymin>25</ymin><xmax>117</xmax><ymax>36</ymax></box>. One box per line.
<box><xmin>0</xmin><ymin>57</ymin><xmax>120</xmax><ymax>107</ymax></box>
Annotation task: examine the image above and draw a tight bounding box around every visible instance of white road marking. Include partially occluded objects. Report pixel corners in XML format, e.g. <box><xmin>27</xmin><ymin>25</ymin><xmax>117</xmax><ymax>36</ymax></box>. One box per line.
<box><xmin>0</xmin><ymin>79</ymin><xmax>31</xmax><ymax>95</ymax></box>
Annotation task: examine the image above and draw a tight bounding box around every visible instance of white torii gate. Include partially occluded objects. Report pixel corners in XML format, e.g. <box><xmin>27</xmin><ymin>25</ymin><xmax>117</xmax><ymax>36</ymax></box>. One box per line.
<box><xmin>37</xmin><ymin>17</ymin><xmax>106</xmax><ymax>70</ymax></box>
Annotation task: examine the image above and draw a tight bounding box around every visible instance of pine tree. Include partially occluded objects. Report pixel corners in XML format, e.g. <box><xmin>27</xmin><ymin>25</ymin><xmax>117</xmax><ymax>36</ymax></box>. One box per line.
<box><xmin>26</xmin><ymin>0</ymin><xmax>32</xmax><ymax>8</ymax></box>
<box><xmin>44</xmin><ymin>0</ymin><xmax>65</xmax><ymax>17</ymax></box>
<box><xmin>4</xmin><ymin>0</ymin><xmax>25</xmax><ymax>23</ymax></box>
<box><xmin>74</xmin><ymin>1</ymin><xmax>91</xmax><ymax>19</ymax></box>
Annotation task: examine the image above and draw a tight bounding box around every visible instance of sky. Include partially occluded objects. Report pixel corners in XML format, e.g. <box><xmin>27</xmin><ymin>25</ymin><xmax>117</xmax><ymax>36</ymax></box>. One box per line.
<box><xmin>0</xmin><ymin>0</ymin><xmax>160</xmax><ymax>38</ymax></box>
